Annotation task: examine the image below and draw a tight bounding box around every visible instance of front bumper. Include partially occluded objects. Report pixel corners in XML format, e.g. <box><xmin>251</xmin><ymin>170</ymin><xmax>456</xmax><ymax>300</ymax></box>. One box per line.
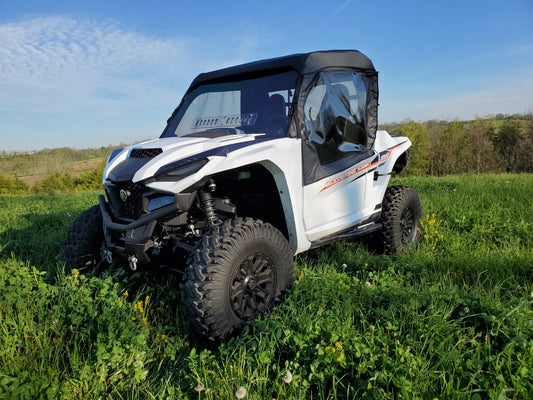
<box><xmin>98</xmin><ymin>195</ymin><xmax>180</xmax><ymax>265</ymax></box>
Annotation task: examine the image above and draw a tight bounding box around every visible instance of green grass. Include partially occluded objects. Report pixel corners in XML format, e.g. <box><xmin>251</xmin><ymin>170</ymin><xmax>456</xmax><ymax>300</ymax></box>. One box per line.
<box><xmin>0</xmin><ymin>174</ymin><xmax>532</xmax><ymax>399</ymax></box>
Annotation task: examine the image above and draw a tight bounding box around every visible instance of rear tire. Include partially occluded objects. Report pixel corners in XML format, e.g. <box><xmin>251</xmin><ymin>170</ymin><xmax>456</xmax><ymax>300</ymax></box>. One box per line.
<box><xmin>64</xmin><ymin>205</ymin><xmax>104</xmax><ymax>272</ymax></box>
<box><xmin>183</xmin><ymin>218</ymin><xmax>294</xmax><ymax>341</ymax></box>
<box><xmin>379</xmin><ymin>185</ymin><xmax>422</xmax><ymax>253</ymax></box>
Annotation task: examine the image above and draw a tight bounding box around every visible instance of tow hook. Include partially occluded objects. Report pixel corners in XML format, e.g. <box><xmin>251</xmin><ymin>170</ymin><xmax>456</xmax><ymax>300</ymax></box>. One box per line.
<box><xmin>103</xmin><ymin>249</ymin><xmax>113</xmax><ymax>264</ymax></box>
<box><xmin>128</xmin><ymin>255</ymin><xmax>138</xmax><ymax>271</ymax></box>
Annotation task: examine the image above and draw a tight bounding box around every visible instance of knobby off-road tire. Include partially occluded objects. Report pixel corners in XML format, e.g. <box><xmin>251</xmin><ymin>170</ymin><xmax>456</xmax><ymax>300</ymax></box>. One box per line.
<box><xmin>64</xmin><ymin>205</ymin><xmax>104</xmax><ymax>272</ymax></box>
<box><xmin>379</xmin><ymin>185</ymin><xmax>422</xmax><ymax>254</ymax></box>
<box><xmin>183</xmin><ymin>218</ymin><xmax>294</xmax><ymax>341</ymax></box>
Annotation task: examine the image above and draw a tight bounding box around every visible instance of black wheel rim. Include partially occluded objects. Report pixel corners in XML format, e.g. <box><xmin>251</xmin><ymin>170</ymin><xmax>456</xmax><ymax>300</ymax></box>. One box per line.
<box><xmin>229</xmin><ymin>252</ymin><xmax>276</xmax><ymax>320</ymax></box>
<box><xmin>400</xmin><ymin>207</ymin><xmax>416</xmax><ymax>244</ymax></box>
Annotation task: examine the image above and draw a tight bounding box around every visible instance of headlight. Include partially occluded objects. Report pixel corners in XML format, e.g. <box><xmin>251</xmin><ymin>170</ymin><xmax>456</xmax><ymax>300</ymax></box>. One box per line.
<box><xmin>154</xmin><ymin>159</ymin><xmax>208</xmax><ymax>181</ymax></box>
<box><xmin>107</xmin><ymin>147</ymin><xmax>126</xmax><ymax>164</ymax></box>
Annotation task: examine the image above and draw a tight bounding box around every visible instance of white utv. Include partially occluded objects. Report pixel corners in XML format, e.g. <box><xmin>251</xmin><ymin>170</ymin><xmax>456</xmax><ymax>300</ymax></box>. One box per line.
<box><xmin>65</xmin><ymin>50</ymin><xmax>422</xmax><ymax>341</ymax></box>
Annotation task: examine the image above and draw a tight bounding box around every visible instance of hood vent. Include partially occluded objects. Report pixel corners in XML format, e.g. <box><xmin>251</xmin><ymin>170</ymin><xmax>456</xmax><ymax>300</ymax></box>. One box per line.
<box><xmin>130</xmin><ymin>148</ymin><xmax>163</xmax><ymax>159</ymax></box>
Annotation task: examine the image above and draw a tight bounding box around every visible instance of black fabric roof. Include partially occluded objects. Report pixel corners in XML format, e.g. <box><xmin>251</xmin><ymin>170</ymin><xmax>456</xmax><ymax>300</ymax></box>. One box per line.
<box><xmin>189</xmin><ymin>50</ymin><xmax>376</xmax><ymax>90</ymax></box>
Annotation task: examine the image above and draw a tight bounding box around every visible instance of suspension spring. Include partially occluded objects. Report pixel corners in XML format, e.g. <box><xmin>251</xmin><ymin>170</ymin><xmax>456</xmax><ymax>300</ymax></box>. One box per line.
<box><xmin>200</xmin><ymin>179</ymin><xmax>218</xmax><ymax>227</ymax></box>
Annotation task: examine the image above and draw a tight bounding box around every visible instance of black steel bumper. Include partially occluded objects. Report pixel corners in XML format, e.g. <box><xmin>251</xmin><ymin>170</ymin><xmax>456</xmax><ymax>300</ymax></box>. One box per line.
<box><xmin>98</xmin><ymin>194</ymin><xmax>180</xmax><ymax>265</ymax></box>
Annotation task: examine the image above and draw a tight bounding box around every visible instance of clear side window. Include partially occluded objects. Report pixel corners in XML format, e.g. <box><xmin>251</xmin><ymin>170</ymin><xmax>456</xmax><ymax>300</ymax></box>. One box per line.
<box><xmin>304</xmin><ymin>72</ymin><xmax>369</xmax><ymax>165</ymax></box>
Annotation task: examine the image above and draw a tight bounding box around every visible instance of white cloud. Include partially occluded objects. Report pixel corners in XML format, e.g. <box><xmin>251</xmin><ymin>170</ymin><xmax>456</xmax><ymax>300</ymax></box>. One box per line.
<box><xmin>0</xmin><ymin>16</ymin><xmax>192</xmax><ymax>113</ymax></box>
<box><xmin>0</xmin><ymin>15</ymin><xmax>268</xmax><ymax>150</ymax></box>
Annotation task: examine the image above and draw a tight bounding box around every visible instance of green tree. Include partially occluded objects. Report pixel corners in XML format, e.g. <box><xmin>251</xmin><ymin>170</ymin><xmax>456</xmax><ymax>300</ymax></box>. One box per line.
<box><xmin>398</xmin><ymin>121</ymin><xmax>430</xmax><ymax>175</ymax></box>
<box><xmin>512</xmin><ymin>120</ymin><xmax>533</xmax><ymax>172</ymax></box>
<box><xmin>491</xmin><ymin>120</ymin><xmax>522</xmax><ymax>171</ymax></box>
<box><xmin>466</xmin><ymin>120</ymin><xmax>502</xmax><ymax>173</ymax></box>
<box><xmin>430</xmin><ymin>122</ymin><xmax>471</xmax><ymax>175</ymax></box>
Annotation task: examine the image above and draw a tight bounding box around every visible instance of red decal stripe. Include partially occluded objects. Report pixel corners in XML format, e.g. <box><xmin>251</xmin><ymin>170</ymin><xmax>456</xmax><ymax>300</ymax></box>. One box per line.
<box><xmin>320</xmin><ymin>159</ymin><xmax>379</xmax><ymax>192</ymax></box>
<box><xmin>319</xmin><ymin>141</ymin><xmax>407</xmax><ymax>193</ymax></box>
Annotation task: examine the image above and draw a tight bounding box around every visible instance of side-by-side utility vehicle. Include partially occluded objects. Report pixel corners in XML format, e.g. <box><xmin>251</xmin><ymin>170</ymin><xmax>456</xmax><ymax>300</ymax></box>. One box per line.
<box><xmin>65</xmin><ymin>50</ymin><xmax>422</xmax><ymax>340</ymax></box>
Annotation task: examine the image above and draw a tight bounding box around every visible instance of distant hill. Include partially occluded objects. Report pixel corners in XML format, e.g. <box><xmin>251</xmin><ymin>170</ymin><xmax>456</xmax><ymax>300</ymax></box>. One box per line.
<box><xmin>0</xmin><ymin>146</ymin><xmax>121</xmax><ymax>186</ymax></box>
<box><xmin>1</xmin><ymin>113</ymin><xmax>532</xmax><ymax>187</ymax></box>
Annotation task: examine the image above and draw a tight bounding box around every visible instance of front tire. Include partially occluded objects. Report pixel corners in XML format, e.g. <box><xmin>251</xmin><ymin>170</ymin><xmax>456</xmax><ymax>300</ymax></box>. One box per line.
<box><xmin>379</xmin><ymin>185</ymin><xmax>422</xmax><ymax>253</ymax></box>
<box><xmin>64</xmin><ymin>205</ymin><xmax>104</xmax><ymax>272</ymax></box>
<box><xmin>183</xmin><ymin>218</ymin><xmax>294</xmax><ymax>341</ymax></box>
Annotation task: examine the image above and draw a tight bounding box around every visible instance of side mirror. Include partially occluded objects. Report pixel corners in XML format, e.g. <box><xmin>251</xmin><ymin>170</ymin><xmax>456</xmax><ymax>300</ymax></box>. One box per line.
<box><xmin>336</xmin><ymin>116</ymin><xmax>367</xmax><ymax>147</ymax></box>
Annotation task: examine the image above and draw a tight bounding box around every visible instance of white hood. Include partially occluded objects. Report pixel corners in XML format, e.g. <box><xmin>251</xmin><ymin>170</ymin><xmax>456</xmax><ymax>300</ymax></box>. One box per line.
<box><xmin>104</xmin><ymin>133</ymin><xmax>267</xmax><ymax>183</ymax></box>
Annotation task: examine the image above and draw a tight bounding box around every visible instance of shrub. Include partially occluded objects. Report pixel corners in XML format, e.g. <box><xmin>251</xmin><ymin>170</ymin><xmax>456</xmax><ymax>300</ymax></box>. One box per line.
<box><xmin>75</xmin><ymin>162</ymin><xmax>105</xmax><ymax>191</ymax></box>
<box><xmin>0</xmin><ymin>175</ymin><xmax>29</xmax><ymax>194</ymax></box>
<box><xmin>33</xmin><ymin>172</ymin><xmax>76</xmax><ymax>194</ymax></box>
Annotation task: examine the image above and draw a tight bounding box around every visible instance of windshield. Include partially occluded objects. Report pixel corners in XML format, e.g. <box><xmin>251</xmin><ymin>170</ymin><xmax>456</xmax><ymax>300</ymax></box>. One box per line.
<box><xmin>162</xmin><ymin>70</ymin><xmax>298</xmax><ymax>138</ymax></box>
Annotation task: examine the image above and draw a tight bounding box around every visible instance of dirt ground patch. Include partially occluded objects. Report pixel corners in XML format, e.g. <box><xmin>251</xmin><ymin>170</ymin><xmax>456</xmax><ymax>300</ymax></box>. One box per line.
<box><xmin>71</xmin><ymin>159</ymin><xmax>102</xmax><ymax>172</ymax></box>
<box><xmin>16</xmin><ymin>159</ymin><xmax>104</xmax><ymax>186</ymax></box>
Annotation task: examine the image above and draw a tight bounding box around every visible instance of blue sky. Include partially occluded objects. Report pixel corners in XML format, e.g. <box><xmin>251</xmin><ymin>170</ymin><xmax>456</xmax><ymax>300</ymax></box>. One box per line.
<box><xmin>1</xmin><ymin>0</ymin><xmax>532</xmax><ymax>151</ymax></box>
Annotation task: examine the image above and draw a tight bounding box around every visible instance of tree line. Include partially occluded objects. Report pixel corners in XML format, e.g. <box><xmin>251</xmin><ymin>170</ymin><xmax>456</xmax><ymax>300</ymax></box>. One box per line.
<box><xmin>0</xmin><ymin>115</ymin><xmax>531</xmax><ymax>195</ymax></box>
<box><xmin>380</xmin><ymin>114</ymin><xmax>533</xmax><ymax>175</ymax></box>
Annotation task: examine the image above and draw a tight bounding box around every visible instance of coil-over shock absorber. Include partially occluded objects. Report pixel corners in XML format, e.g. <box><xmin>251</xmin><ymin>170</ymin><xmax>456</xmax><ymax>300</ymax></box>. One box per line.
<box><xmin>199</xmin><ymin>179</ymin><xmax>219</xmax><ymax>227</ymax></box>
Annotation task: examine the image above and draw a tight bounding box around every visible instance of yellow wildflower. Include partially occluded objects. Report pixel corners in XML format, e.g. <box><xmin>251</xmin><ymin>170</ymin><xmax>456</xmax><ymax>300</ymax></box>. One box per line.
<box><xmin>71</xmin><ymin>269</ymin><xmax>80</xmax><ymax>280</ymax></box>
<box><xmin>134</xmin><ymin>300</ymin><xmax>144</xmax><ymax>314</ymax></box>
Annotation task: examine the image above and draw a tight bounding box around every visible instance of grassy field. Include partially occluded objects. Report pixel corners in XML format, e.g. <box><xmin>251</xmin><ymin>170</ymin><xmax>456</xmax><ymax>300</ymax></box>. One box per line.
<box><xmin>0</xmin><ymin>174</ymin><xmax>532</xmax><ymax>399</ymax></box>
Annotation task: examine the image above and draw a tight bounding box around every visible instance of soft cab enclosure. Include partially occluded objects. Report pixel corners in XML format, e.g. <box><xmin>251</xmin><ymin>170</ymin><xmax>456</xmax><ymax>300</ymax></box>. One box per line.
<box><xmin>161</xmin><ymin>50</ymin><xmax>379</xmax><ymax>174</ymax></box>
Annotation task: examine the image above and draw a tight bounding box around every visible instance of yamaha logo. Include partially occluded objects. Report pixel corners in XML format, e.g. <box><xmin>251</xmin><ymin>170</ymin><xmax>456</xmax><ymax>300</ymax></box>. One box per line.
<box><xmin>119</xmin><ymin>189</ymin><xmax>130</xmax><ymax>202</ymax></box>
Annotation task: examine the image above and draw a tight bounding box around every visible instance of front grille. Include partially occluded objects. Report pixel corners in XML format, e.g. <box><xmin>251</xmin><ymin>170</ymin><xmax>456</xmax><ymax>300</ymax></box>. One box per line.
<box><xmin>108</xmin><ymin>181</ymin><xmax>147</xmax><ymax>220</ymax></box>
<box><xmin>130</xmin><ymin>148</ymin><xmax>163</xmax><ymax>158</ymax></box>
